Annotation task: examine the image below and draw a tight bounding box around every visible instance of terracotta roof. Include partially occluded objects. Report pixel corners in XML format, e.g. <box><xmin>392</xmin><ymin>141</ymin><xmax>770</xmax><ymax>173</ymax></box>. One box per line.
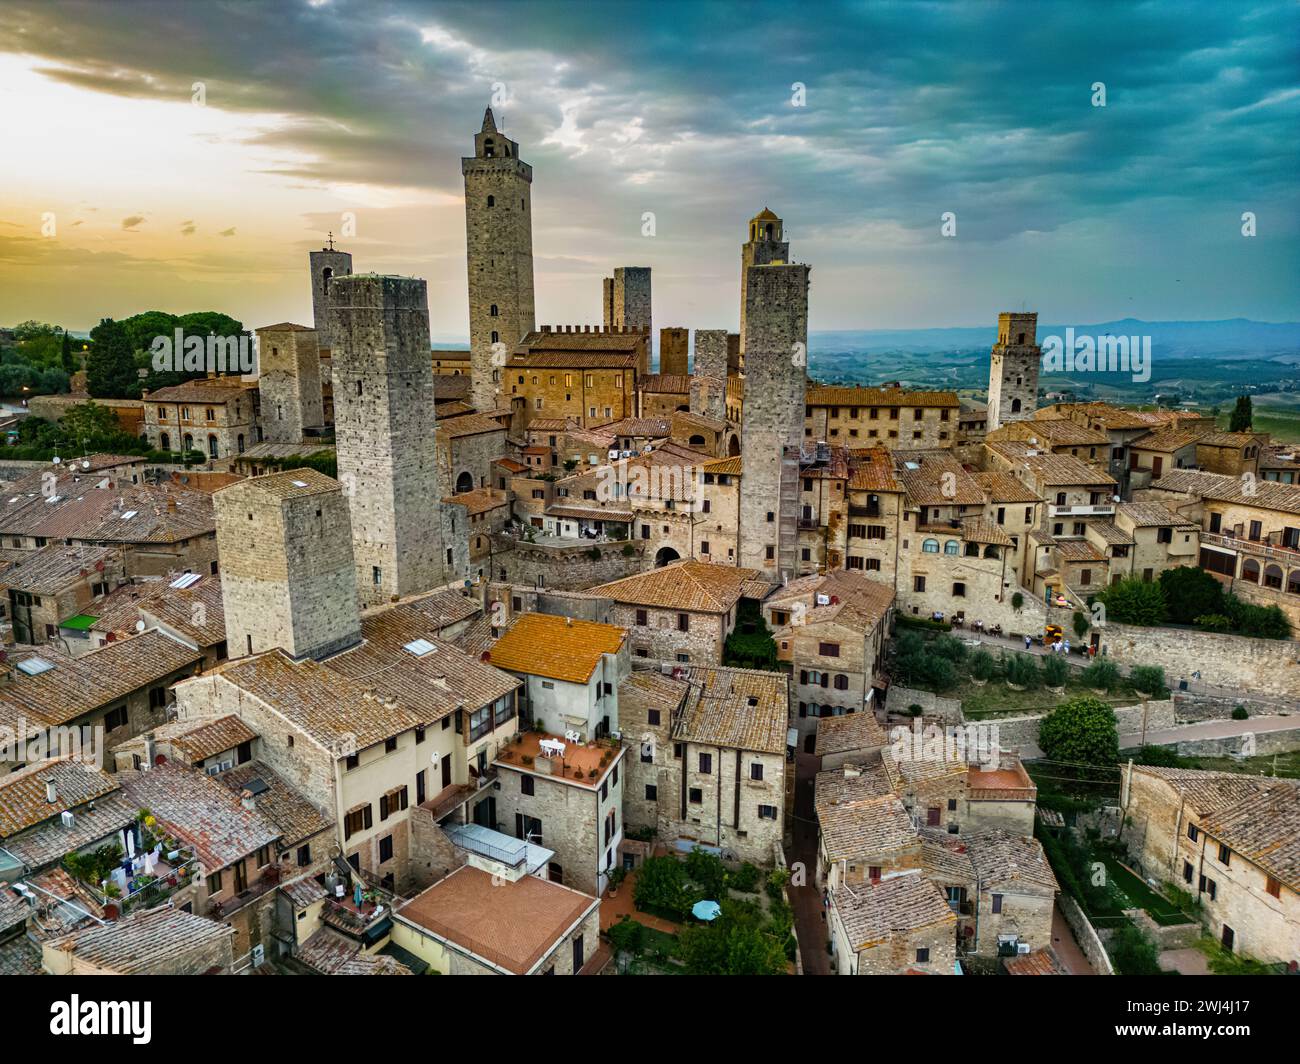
<box><xmin>987</xmin><ymin>441</ymin><xmax>1117</xmax><ymax>487</ymax></box>
<box><xmin>484</xmin><ymin>612</ymin><xmax>625</xmax><ymax>684</ymax></box>
<box><xmin>44</xmin><ymin>905</ymin><xmax>234</xmax><ymax>973</ymax></box>
<box><xmin>442</xmin><ymin>487</ymin><xmax>509</xmax><ymax>515</ymax></box>
<box><xmin>1197</xmin><ymin>782</ymin><xmax>1300</xmax><ymax>891</ymax></box>
<box><xmin>964</xmin><ymin>830</ymin><xmax>1059</xmax><ymax>891</ymax></box>
<box><xmin>217</xmin><ymin>761</ymin><xmax>333</xmax><ymax>848</ymax></box>
<box><xmin>438</xmin><ymin>412</ymin><xmax>508</xmax><ymax>440</ymax></box>
<box><xmin>973</xmin><ymin>471</ymin><xmax>1043</xmax><ymax>504</ymax></box>
<box><xmin>0</xmin><ymin>629</ymin><xmax>202</xmax><ymax>726</ymax></box>
<box><xmin>401</xmin><ymin>588</ymin><xmax>484</xmax><ymax>631</ymax></box>
<box><xmin>638</xmin><ymin>373</ymin><xmax>691</xmax><ymax>394</ymax></box>
<box><xmin>120</xmin><ymin>762</ymin><xmax>280</xmax><ymax>871</ymax></box>
<box><xmin>815</xmin><ymin>713</ymin><xmax>889</xmax><ymax>756</ymax></box>
<box><xmin>255</xmin><ymin>322</ymin><xmax>313</xmax><ymax>332</ymax></box>
<box><xmin>88</xmin><ymin>573</ymin><xmax>226</xmax><ymax>647</ymax></box>
<box><xmin>894</xmin><ymin>450</ymin><xmax>985</xmax><ymax>506</ymax></box>
<box><xmin>3</xmin><ymin>790</ymin><xmax>137</xmax><ymax>868</ymax></box>
<box><xmin>0</xmin><ymin>758</ymin><xmax>120</xmax><ymax>839</ymax></box>
<box><xmin>0</xmin><ymin>477</ymin><xmax>215</xmax><ymax>544</ymax></box>
<box><xmin>324</xmin><ymin>606</ymin><xmax>520</xmax><ymax>722</ymax></box>
<box><xmin>1149</xmin><ymin>469</ymin><xmax>1300</xmax><ymax>516</ymax></box>
<box><xmin>606</xmin><ymin>416</ymin><xmax>671</xmax><ymax>437</ymax></box>
<box><xmin>1054</xmin><ymin>539</ymin><xmax>1106</xmax><ymax>563</ymax></box>
<box><xmin>677</xmin><ymin>664</ymin><xmax>789</xmax><ymax>755</ymax></box>
<box><xmin>1131</xmin><ymin>428</ymin><xmax>1206</xmax><ymax>452</ymax></box>
<box><xmin>702</xmin><ymin>456</ymin><xmax>742</xmax><ymax>476</ymax></box>
<box><xmin>397</xmin><ymin>865</ymin><xmax>598</xmax><ymax>975</ymax></box>
<box><xmin>1131</xmin><ymin>765</ymin><xmax>1294</xmax><ymax>817</ymax></box>
<box><xmin>219</xmin><ymin>467</ymin><xmax>338</xmax><ymax>500</ymax></box>
<box><xmin>995</xmin><ymin>417</ymin><xmax>1109</xmax><ymax>447</ymax></box>
<box><xmin>0</xmin><ymin>543</ymin><xmax>121</xmax><ymax>597</ymax></box>
<box><xmin>816</xmin><ymin>764</ymin><xmax>917</xmax><ymax>862</ymax></box>
<box><xmin>833</xmin><ymin>872</ymin><xmax>956</xmax><ymax>949</ymax></box>
<box><xmin>847</xmin><ymin>448</ymin><xmax>905</xmax><ymax>493</ymax></box>
<box><xmin>115</xmin><ymin>714</ymin><xmax>256</xmax><ymax>766</ymax></box>
<box><xmin>1086</xmin><ymin>521</ymin><xmax>1134</xmax><ymax>546</ymax></box>
<box><xmin>1005</xmin><ymin>948</ymin><xmax>1065</xmax><ymax>975</ymax></box>
<box><xmin>766</xmin><ymin>570</ymin><xmax>895</xmax><ymax>631</ymax></box>
<box><xmin>806</xmin><ymin>385</ymin><xmax>960</xmax><ymax>409</ymax></box>
<box><xmin>144</xmin><ymin>380</ymin><xmax>249</xmax><ymax>404</ymax></box>
<box><xmin>591</xmin><ymin>559</ymin><xmax>765</xmax><ymax>612</ymax></box>
<box><xmin>1195</xmin><ymin>431</ymin><xmax>1261</xmax><ymax>448</ymax></box>
<box><xmin>1116</xmin><ymin>501</ymin><xmax>1195</xmax><ymax>528</ymax></box>
<box><xmin>207</xmin><ymin>650</ymin><xmax>426</xmax><ymax>752</ymax></box>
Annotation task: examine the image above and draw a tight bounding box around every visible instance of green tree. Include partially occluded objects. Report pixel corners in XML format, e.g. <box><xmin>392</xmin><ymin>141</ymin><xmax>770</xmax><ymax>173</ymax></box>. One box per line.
<box><xmin>1038</xmin><ymin>695</ymin><xmax>1119</xmax><ymax>768</ymax></box>
<box><xmin>678</xmin><ymin>901</ymin><xmax>787</xmax><ymax>975</ymax></box>
<box><xmin>633</xmin><ymin>856</ymin><xmax>697</xmax><ymax>919</ymax></box>
<box><xmin>1099</xmin><ymin>576</ymin><xmax>1168</xmax><ymax>626</ymax></box>
<box><xmin>1071</xmin><ymin>609</ymin><xmax>1091</xmax><ymax>640</ymax></box>
<box><xmin>1129</xmin><ymin>665</ymin><xmax>1167</xmax><ymax>697</ymax></box>
<box><xmin>1158</xmin><ymin>566</ymin><xmax>1224</xmax><ymax>626</ymax></box>
<box><xmin>1110</xmin><ymin>924</ymin><xmax>1162</xmax><ymax>976</ymax></box>
<box><xmin>1228</xmin><ymin>395</ymin><xmax>1253</xmax><ymax>432</ymax></box>
<box><xmin>684</xmin><ymin>847</ymin><xmax>727</xmax><ymax>898</ymax></box>
<box><xmin>1081</xmin><ymin>657</ymin><xmax>1121</xmax><ymax>691</ymax></box>
<box><xmin>60</xmin><ymin>331</ymin><xmax>77</xmax><ymax>375</ymax></box>
<box><xmin>87</xmin><ymin>318</ymin><xmax>139</xmax><ymax>398</ymax></box>
<box><xmin>1039</xmin><ymin>652</ymin><xmax>1069</xmax><ymax>688</ymax></box>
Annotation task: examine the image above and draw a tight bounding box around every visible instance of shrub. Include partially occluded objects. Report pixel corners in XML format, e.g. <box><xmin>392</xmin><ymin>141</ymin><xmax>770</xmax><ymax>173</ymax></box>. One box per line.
<box><xmin>634</xmin><ymin>856</ymin><xmax>697</xmax><ymax>919</ymax></box>
<box><xmin>1039</xmin><ymin>652</ymin><xmax>1069</xmax><ymax>688</ymax></box>
<box><xmin>1099</xmin><ymin>577</ymin><xmax>1168</xmax><ymax>627</ymax></box>
<box><xmin>1159</xmin><ymin>566</ymin><xmax>1224</xmax><ymax>625</ymax></box>
<box><xmin>1004</xmin><ymin>652</ymin><xmax>1039</xmax><ymax>688</ymax></box>
<box><xmin>765</xmin><ymin>866</ymin><xmax>790</xmax><ymax>901</ymax></box>
<box><xmin>907</xmin><ymin>703</ymin><xmax>923</xmax><ymax>716</ymax></box>
<box><xmin>1010</xmin><ymin>591</ymin><xmax>1024</xmax><ymax>611</ymax></box>
<box><xmin>685</xmin><ymin>847</ymin><xmax>728</xmax><ymax>898</ymax></box>
<box><xmin>1133</xmin><ymin>744</ymin><xmax>1183</xmax><ymax>767</ymax></box>
<box><xmin>728</xmin><ymin>862</ymin><xmax>761</xmax><ymax>894</ymax></box>
<box><xmin>1129</xmin><ymin>665</ymin><xmax>1167</xmax><ymax>696</ymax></box>
<box><xmin>968</xmin><ymin>649</ymin><xmax>996</xmax><ymax>682</ymax></box>
<box><xmin>1071</xmin><ymin>610</ymin><xmax>1091</xmax><ymax>640</ymax></box>
<box><xmin>1231</xmin><ymin>705</ymin><xmax>1249</xmax><ymax>720</ymax></box>
<box><xmin>1082</xmin><ymin>658</ymin><xmax>1120</xmax><ymax>692</ymax></box>
<box><xmin>606</xmin><ymin>915</ymin><xmax>645</xmax><ymax>956</ymax></box>
<box><xmin>930</xmin><ymin>635</ymin><xmax>967</xmax><ymax>662</ymax></box>
<box><xmin>1110</xmin><ymin>925</ymin><xmax>1162</xmax><ymax>976</ymax></box>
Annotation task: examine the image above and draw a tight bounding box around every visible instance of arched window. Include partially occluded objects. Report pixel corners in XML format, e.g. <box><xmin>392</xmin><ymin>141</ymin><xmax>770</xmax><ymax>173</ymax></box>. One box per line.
<box><xmin>322</xmin><ymin>266</ymin><xmax>332</xmax><ymax>293</ymax></box>
<box><xmin>207</xmin><ymin>435</ymin><xmax>218</xmax><ymax>458</ymax></box>
<box><xmin>159</xmin><ymin>432</ymin><xmax>170</xmax><ymax>451</ymax></box>
<box><xmin>484</xmin><ymin>139</ymin><xmax>495</xmax><ymax>158</ymax></box>
<box><xmin>1263</xmin><ymin>563</ymin><xmax>1284</xmax><ymax>589</ymax></box>
<box><xmin>944</xmin><ymin>540</ymin><xmax>960</xmax><ymax>555</ymax></box>
<box><xmin>983</xmin><ymin>544</ymin><xmax>1000</xmax><ymax>559</ymax></box>
<box><xmin>1287</xmin><ymin>570</ymin><xmax>1300</xmax><ymax>595</ymax></box>
<box><xmin>689</xmin><ymin>435</ymin><xmax>706</xmax><ymax>447</ymax></box>
<box><xmin>486</xmin><ymin>195</ymin><xmax>495</xmax><ymax>207</ymax></box>
<box><xmin>490</xmin><ymin>330</ymin><xmax>499</xmax><ymax>344</ymax></box>
<box><xmin>964</xmin><ymin>542</ymin><xmax>980</xmax><ymax>557</ymax></box>
<box><xmin>1011</xmin><ymin>398</ymin><xmax>1022</xmax><ymax>413</ymax></box>
<box><xmin>490</xmin><ymin>304</ymin><xmax>498</xmax><ymax>317</ymax></box>
<box><xmin>922</xmin><ymin>539</ymin><xmax>940</xmax><ymax>553</ymax></box>
<box><xmin>183</xmin><ymin>433</ymin><xmax>193</xmax><ymax>451</ymax></box>
<box><xmin>237</xmin><ymin>434</ymin><xmax>245</xmax><ymax>453</ymax></box>
<box><xmin>1242</xmin><ymin>558</ymin><xmax>1261</xmax><ymax>583</ymax></box>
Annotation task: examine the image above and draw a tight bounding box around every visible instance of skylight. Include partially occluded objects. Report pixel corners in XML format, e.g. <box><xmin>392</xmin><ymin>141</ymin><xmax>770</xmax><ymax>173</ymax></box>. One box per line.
<box><xmin>120</xmin><ymin>510</ymin><xmax>137</xmax><ymax>520</ymax></box>
<box><xmin>403</xmin><ymin>638</ymin><xmax>436</xmax><ymax>657</ymax></box>
<box><xmin>170</xmin><ymin>572</ymin><xmax>201</xmax><ymax>589</ymax></box>
<box><xmin>16</xmin><ymin>657</ymin><xmax>55</xmax><ymax>676</ymax></box>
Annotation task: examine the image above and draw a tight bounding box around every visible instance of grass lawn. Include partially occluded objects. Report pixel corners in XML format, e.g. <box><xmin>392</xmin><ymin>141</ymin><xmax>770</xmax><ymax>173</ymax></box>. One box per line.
<box><xmin>956</xmin><ymin>667</ymin><xmax>1150</xmax><ymax>719</ymax></box>
<box><xmin>1119</xmin><ymin>748</ymin><xmax>1300</xmax><ymax>779</ymax></box>
<box><xmin>1099</xmin><ymin>855</ymin><xmax>1194</xmax><ymax>927</ymax></box>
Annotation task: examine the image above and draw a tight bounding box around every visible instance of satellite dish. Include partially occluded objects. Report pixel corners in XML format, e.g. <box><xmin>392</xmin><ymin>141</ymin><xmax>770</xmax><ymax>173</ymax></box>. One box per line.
<box><xmin>51</xmin><ymin>456</ymin><xmax>61</xmax><ymax>465</ymax></box>
<box><xmin>82</xmin><ymin>460</ymin><xmax>91</xmax><ymax>469</ymax></box>
<box><xmin>134</xmin><ymin>620</ymin><xmax>146</xmax><ymax>633</ymax></box>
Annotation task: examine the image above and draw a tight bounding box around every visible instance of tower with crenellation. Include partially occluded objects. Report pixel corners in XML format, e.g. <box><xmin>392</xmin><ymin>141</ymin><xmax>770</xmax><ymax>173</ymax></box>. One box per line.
<box><xmin>463</xmin><ymin>108</ymin><xmax>536</xmax><ymax>413</ymax></box>
<box><xmin>986</xmin><ymin>311</ymin><xmax>1041</xmax><ymax>430</ymax></box>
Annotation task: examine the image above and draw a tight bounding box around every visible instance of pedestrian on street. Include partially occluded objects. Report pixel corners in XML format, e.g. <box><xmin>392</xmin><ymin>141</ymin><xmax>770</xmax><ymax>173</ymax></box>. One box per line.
<box><xmin>1024</xmin><ymin>634</ymin><xmax>1032</xmax><ymax>651</ymax></box>
<box><xmin>1064</xmin><ymin>639</ymin><xmax>1071</xmax><ymax>655</ymax></box>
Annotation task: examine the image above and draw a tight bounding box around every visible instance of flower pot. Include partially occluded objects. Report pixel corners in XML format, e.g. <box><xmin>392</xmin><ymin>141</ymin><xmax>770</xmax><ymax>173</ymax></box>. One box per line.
<box><xmin>1006</xmin><ymin>682</ymin><xmax>1026</xmax><ymax>692</ymax></box>
<box><xmin>1047</xmin><ymin>685</ymin><xmax>1066</xmax><ymax>696</ymax></box>
<box><xmin>970</xmin><ymin>678</ymin><xmax>988</xmax><ymax>687</ymax></box>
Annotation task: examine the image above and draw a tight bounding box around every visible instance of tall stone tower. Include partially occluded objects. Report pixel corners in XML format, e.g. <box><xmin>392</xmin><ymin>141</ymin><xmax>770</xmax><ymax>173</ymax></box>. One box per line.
<box><xmin>328</xmin><ymin>274</ymin><xmax>448</xmax><ymax>607</ymax></box>
<box><xmin>987</xmin><ymin>312</ymin><xmax>1041</xmax><ymax>430</ymax></box>
<box><xmin>739</xmin><ymin>208</ymin><xmax>789</xmax><ymax>362</ymax></box>
<box><xmin>659</xmin><ymin>326</ymin><xmax>689</xmax><ymax>375</ymax></box>
<box><xmin>463</xmin><ymin>107</ymin><xmax>536</xmax><ymax>413</ymax></box>
<box><xmin>309</xmin><ymin>239</ymin><xmax>352</xmax><ymax>350</ymax></box>
<box><xmin>603</xmin><ymin>267</ymin><xmax>652</xmax><ymax>374</ymax></box>
<box><xmin>215</xmin><ymin>468</ymin><xmax>360</xmax><ymax>661</ymax></box>
<box><xmin>738</xmin><ymin>253</ymin><xmax>810</xmax><ymax>580</ymax></box>
<box><xmin>255</xmin><ymin>323</ymin><xmax>324</xmax><ymax>444</ymax></box>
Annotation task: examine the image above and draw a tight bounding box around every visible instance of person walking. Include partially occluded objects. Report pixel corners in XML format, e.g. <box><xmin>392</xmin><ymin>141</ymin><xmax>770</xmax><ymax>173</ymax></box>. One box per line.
<box><xmin>1063</xmin><ymin>638</ymin><xmax>1071</xmax><ymax>655</ymax></box>
<box><xmin>1024</xmin><ymin>634</ymin><xmax>1032</xmax><ymax>651</ymax></box>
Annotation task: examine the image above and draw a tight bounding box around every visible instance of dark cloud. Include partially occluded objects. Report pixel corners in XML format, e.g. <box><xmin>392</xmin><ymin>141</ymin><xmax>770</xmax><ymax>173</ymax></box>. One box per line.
<box><xmin>120</xmin><ymin>215</ymin><xmax>145</xmax><ymax>230</ymax></box>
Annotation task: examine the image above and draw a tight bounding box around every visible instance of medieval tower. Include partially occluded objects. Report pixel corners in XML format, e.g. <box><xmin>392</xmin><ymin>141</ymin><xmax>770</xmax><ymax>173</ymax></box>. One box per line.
<box><xmin>659</xmin><ymin>326</ymin><xmax>689</xmax><ymax>375</ymax></box>
<box><xmin>738</xmin><ymin>214</ymin><xmax>809</xmax><ymax>579</ymax></box>
<box><xmin>328</xmin><ymin>274</ymin><xmax>448</xmax><ymax>607</ymax></box>
<box><xmin>739</xmin><ymin>208</ymin><xmax>790</xmax><ymax>362</ymax></box>
<box><xmin>309</xmin><ymin>240</ymin><xmax>352</xmax><ymax>350</ymax></box>
<box><xmin>215</xmin><ymin>468</ymin><xmax>361</xmax><ymax>661</ymax></box>
<box><xmin>255</xmin><ymin>322</ymin><xmax>324</xmax><ymax>444</ymax></box>
<box><xmin>463</xmin><ymin>107</ymin><xmax>536</xmax><ymax>413</ymax></box>
<box><xmin>986</xmin><ymin>311</ymin><xmax>1041</xmax><ymax>430</ymax></box>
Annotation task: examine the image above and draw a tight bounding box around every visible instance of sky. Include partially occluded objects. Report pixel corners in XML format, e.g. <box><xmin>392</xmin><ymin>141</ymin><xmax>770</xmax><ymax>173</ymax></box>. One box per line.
<box><xmin>0</xmin><ymin>0</ymin><xmax>1297</xmax><ymax>340</ymax></box>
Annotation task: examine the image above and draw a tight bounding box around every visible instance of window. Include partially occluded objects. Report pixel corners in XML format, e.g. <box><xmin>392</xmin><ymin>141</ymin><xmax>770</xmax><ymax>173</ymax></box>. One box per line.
<box><xmin>297</xmin><ymin>845</ymin><xmax>312</xmax><ymax>867</ymax></box>
<box><xmin>757</xmin><ymin>805</ymin><xmax>777</xmax><ymax>820</ymax></box>
<box><xmin>1218</xmin><ymin>843</ymin><xmax>1231</xmax><ymax>866</ymax></box>
<box><xmin>647</xmin><ymin>709</ymin><xmax>661</xmax><ymax>727</ymax></box>
<box><xmin>1266</xmin><ymin>875</ymin><xmax>1281</xmax><ymax>899</ymax></box>
<box><xmin>1199</xmin><ymin>874</ymin><xmax>1217</xmax><ymax>900</ymax></box>
<box><xmin>345</xmin><ymin>753</ymin><xmax>359</xmax><ymax>771</ymax></box>
<box><xmin>645</xmin><ymin>784</ymin><xmax>657</xmax><ymax>801</ymax></box>
<box><xmin>103</xmin><ymin>705</ymin><xmax>128</xmax><ymax>732</ymax></box>
<box><xmin>818</xmin><ymin>642</ymin><xmax>840</xmax><ymax>657</ymax></box>
<box><xmin>913</xmin><ymin>576</ymin><xmax>925</xmax><ymax>593</ymax></box>
<box><xmin>636</xmin><ymin>608</ymin><xmax>648</xmax><ymax>626</ymax></box>
<box><xmin>916</xmin><ymin>948</ymin><xmax>930</xmax><ymax>963</ymax></box>
<box><xmin>385</xmin><ymin>736</ymin><xmax>398</xmax><ymax>753</ymax></box>
<box><xmin>207</xmin><ymin>870</ymin><xmax>223</xmax><ymax>894</ymax></box>
<box><xmin>990</xmin><ymin>893</ymin><xmax>1003</xmax><ymax>913</ymax></box>
<box><xmin>677</xmin><ymin>613</ymin><xmax>689</xmax><ymax>632</ymax></box>
<box><xmin>521</xmin><ymin>775</ymin><xmax>535</xmax><ymax>796</ymax></box>
<box><xmin>689</xmin><ymin>787</ymin><xmax>703</xmax><ymax>804</ymax></box>
<box><xmin>699</xmin><ymin>753</ymin><xmax>712</xmax><ymax>774</ymax></box>
<box><xmin>673</xmin><ymin>743</ymin><xmax>684</xmax><ymax>759</ymax></box>
<box><xmin>750</xmin><ymin>763</ymin><xmax>764</xmax><ymax>781</ymax></box>
<box><xmin>1187</xmin><ymin>824</ymin><xmax>1198</xmax><ymax>842</ymax></box>
<box><xmin>922</xmin><ymin>538</ymin><xmax>939</xmax><ymax>553</ymax></box>
<box><xmin>1183</xmin><ymin>860</ymin><xmax>1194</xmax><ymax>884</ymax></box>
<box><xmin>379</xmin><ymin>835</ymin><xmax>393</xmax><ymax>863</ymax></box>
<box><xmin>952</xmin><ymin>582</ymin><xmax>965</xmax><ymax>597</ymax></box>
<box><xmin>344</xmin><ymin>804</ymin><xmax>372</xmax><ymax>839</ymax></box>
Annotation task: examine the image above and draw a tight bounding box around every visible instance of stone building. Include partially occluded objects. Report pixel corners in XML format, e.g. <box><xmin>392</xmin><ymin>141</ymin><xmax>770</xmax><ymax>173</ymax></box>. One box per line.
<box><xmin>142</xmin><ymin>378</ymin><xmax>258</xmax><ymax>460</ymax></box>
<box><xmin>619</xmin><ymin>664</ymin><xmax>790</xmax><ymax>867</ymax></box>
<box><xmin>602</xmin><ymin>267</ymin><xmax>652</xmax><ymax>372</ymax></box>
<box><xmin>829</xmin><ymin>871</ymin><xmax>958</xmax><ymax>975</ymax></box>
<box><xmin>0</xmin><ymin>543</ymin><xmax>125</xmax><ymax>646</ymax></box>
<box><xmin>463</xmin><ymin>108</ymin><xmax>536</xmax><ymax>413</ymax></box>
<box><xmin>43</xmin><ymin>905</ymin><xmax>236</xmax><ymax>976</ymax></box>
<box><xmin>1121</xmin><ymin>765</ymin><xmax>1299</xmax><ymax>965</ymax></box>
<box><xmin>804</xmin><ymin>386</ymin><xmax>960</xmax><ymax>449</ymax></box>
<box><xmin>695</xmin><ymin>456</ymin><xmax>742</xmax><ymax>564</ymax></box>
<box><xmin>659</xmin><ymin>326</ymin><xmax>689</xmax><ymax>376</ymax></box>
<box><xmin>986</xmin><ymin>312</ymin><xmax>1041</xmax><ymax>431</ymax></box>
<box><xmin>739</xmin><ymin>207</ymin><xmax>789</xmax><ymax>361</ymax></box>
<box><xmin>308</xmin><ymin>240</ymin><xmax>353</xmax><ymax>351</ymax></box>
<box><xmin>214</xmin><ymin>468</ymin><xmax>360</xmax><ymax>661</ymax></box>
<box><xmin>255</xmin><ymin>322</ymin><xmax>325</xmax><ymax>444</ymax></box>
<box><xmin>504</xmin><ymin>328</ymin><xmax>644</xmax><ymax>430</ymax></box>
<box><xmin>327</xmin><ymin>274</ymin><xmax>453</xmax><ymax>606</ymax></box>
<box><xmin>738</xmin><ymin>223</ymin><xmax>809</xmax><ymax>580</ymax></box>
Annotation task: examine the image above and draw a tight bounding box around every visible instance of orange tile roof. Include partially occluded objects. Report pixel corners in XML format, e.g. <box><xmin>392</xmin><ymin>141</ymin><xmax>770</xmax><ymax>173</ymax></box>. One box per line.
<box><xmin>484</xmin><ymin>612</ymin><xmax>626</xmax><ymax>684</ymax></box>
<box><xmin>591</xmin><ymin>559</ymin><xmax>765</xmax><ymax>612</ymax></box>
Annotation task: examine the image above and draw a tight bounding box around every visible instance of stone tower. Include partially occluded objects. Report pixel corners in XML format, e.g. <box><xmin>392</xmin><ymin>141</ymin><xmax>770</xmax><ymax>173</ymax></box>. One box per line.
<box><xmin>659</xmin><ymin>326</ymin><xmax>689</xmax><ymax>376</ymax></box>
<box><xmin>463</xmin><ymin>107</ymin><xmax>536</xmax><ymax>414</ymax></box>
<box><xmin>603</xmin><ymin>267</ymin><xmax>652</xmax><ymax>374</ymax></box>
<box><xmin>987</xmin><ymin>311</ymin><xmax>1041</xmax><ymax>430</ymax></box>
<box><xmin>692</xmin><ymin>329</ymin><xmax>728</xmax><ymax>420</ymax></box>
<box><xmin>328</xmin><ymin>274</ymin><xmax>448</xmax><ymax>607</ymax></box>
<box><xmin>738</xmin><ymin>254</ymin><xmax>809</xmax><ymax>579</ymax></box>
<box><xmin>255</xmin><ymin>323</ymin><xmax>324</xmax><ymax>444</ymax></box>
<box><xmin>739</xmin><ymin>208</ymin><xmax>790</xmax><ymax>362</ymax></box>
<box><xmin>309</xmin><ymin>239</ymin><xmax>352</xmax><ymax>350</ymax></box>
<box><xmin>215</xmin><ymin>468</ymin><xmax>361</xmax><ymax>661</ymax></box>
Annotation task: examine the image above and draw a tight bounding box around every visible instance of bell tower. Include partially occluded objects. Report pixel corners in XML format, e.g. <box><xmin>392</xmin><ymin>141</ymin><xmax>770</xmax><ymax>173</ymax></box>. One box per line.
<box><xmin>740</xmin><ymin>208</ymin><xmax>789</xmax><ymax>362</ymax></box>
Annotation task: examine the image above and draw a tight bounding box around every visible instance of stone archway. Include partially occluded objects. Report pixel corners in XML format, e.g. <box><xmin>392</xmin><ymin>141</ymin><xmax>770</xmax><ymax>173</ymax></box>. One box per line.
<box><xmin>654</xmin><ymin>546</ymin><xmax>680</xmax><ymax>568</ymax></box>
<box><xmin>727</xmin><ymin>434</ymin><xmax>740</xmax><ymax>457</ymax></box>
<box><xmin>455</xmin><ymin>470</ymin><xmax>474</xmax><ymax>494</ymax></box>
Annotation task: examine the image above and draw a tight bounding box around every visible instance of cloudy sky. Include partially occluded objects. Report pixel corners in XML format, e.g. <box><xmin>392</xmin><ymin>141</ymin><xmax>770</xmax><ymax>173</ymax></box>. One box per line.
<box><xmin>1</xmin><ymin>0</ymin><xmax>1296</xmax><ymax>339</ymax></box>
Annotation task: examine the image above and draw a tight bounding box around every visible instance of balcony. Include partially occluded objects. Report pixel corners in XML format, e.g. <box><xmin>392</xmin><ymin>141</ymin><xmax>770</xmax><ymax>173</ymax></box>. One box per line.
<box><xmin>1202</xmin><ymin>531</ymin><xmax>1300</xmax><ymax>567</ymax></box>
<box><xmin>848</xmin><ymin>504</ymin><xmax>881</xmax><ymax>518</ymax></box>
<box><xmin>797</xmin><ymin>517</ymin><xmax>820</xmax><ymax>530</ymax></box>
<box><xmin>1048</xmin><ymin>504</ymin><xmax>1115</xmax><ymax>518</ymax></box>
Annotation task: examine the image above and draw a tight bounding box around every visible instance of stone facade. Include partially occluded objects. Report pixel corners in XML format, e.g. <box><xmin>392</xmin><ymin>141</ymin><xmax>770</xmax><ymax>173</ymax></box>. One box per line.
<box><xmin>659</xmin><ymin>326</ymin><xmax>689</xmax><ymax>376</ymax></box>
<box><xmin>328</xmin><ymin>274</ymin><xmax>449</xmax><ymax>607</ymax></box>
<box><xmin>256</xmin><ymin>323</ymin><xmax>325</xmax><ymax>444</ymax></box>
<box><xmin>603</xmin><ymin>267</ymin><xmax>651</xmax><ymax>373</ymax></box>
<box><xmin>215</xmin><ymin>471</ymin><xmax>361</xmax><ymax>660</ymax></box>
<box><xmin>309</xmin><ymin>245</ymin><xmax>353</xmax><ymax>351</ymax></box>
<box><xmin>463</xmin><ymin>108</ymin><xmax>536</xmax><ymax>412</ymax></box>
<box><xmin>738</xmin><ymin>253</ymin><xmax>809</xmax><ymax>579</ymax></box>
<box><xmin>986</xmin><ymin>312</ymin><xmax>1041</xmax><ymax>431</ymax></box>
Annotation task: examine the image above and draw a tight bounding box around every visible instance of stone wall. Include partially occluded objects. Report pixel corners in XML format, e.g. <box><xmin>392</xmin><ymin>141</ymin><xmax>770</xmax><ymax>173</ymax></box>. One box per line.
<box><xmin>1057</xmin><ymin>891</ymin><xmax>1114</xmax><ymax>975</ymax></box>
<box><xmin>887</xmin><ymin>686</ymin><xmax>963</xmax><ymax>723</ymax></box>
<box><xmin>489</xmin><ymin>536</ymin><xmax>645</xmax><ymax>590</ymax></box>
<box><xmin>1171</xmin><ymin>725</ymin><xmax>1300</xmax><ymax>757</ymax></box>
<box><xmin>1097</xmin><ymin>622</ymin><xmax>1300</xmax><ymax>700</ymax></box>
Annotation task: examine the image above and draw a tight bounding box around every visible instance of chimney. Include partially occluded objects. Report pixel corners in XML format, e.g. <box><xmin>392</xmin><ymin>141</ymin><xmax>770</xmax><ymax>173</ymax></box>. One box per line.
<box><xmin>167</xmin><ymin>497</ymin><xmax>177</xmax><ymax>513</ymax></box>
<box><xmin>240</xmin><ymin>789</ymin><xmax>256</xmax><ymax>812</ymax></box>
<box><xmin>143</xmin><ymin>732</ymin><xmax>157</xmax><ymax>769</ymax></box>
<box><xmin>44</xmin><ymin>777</ymin><xmax>58</xmax><ymax>804</ymax></box>
<box><xmin>842</xmin><ymin>764</ymin><xmax>860</xmax><ymax>779</ymax></box>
